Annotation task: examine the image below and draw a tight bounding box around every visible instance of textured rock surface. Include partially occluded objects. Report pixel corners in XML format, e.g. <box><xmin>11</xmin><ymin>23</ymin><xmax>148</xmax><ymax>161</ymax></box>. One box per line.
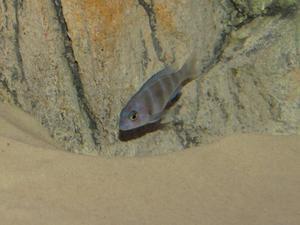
<box><xmin>230</xmin><ymin>0</ymin><xmax>297</xmax><ymax>16</ymax></box>
<box><xmin>0</xmin><ymin>0</ymin><xmax>299</xmax><ymax>156</ymax></box>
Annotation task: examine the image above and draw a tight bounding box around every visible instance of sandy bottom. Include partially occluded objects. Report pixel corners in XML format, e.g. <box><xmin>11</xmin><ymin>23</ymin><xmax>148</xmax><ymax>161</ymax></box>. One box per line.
<box><xmin>0</xmin><ymin>102</ymin><xmax>299</xmax><ymax>225</ymax></box>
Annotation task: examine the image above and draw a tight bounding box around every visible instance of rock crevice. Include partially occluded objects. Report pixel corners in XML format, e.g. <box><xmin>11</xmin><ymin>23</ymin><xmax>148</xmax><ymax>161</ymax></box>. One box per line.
<box><xmin>53</xmin><ymin>0</ymin><xmax>101</xmax><ymax>147</ymax></box>
<box><xmin>0</xmin><ymin>0</ymin><xmax>299</xmax><ymax>156</ymax></box>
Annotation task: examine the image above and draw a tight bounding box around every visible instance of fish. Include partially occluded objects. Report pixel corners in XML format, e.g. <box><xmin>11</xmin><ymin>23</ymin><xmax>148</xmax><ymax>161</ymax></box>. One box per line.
<box><xmin>119</xmin><ymin>53</ymin><xmax>197</xmax><ymax>131</ymax></box>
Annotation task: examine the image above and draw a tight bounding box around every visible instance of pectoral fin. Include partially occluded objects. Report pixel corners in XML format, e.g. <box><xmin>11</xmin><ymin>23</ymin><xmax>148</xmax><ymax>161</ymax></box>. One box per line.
<box><xmin>149</xmin><ymin>112</ymin><xmax>162</xmax><ymax>123</ymax></box>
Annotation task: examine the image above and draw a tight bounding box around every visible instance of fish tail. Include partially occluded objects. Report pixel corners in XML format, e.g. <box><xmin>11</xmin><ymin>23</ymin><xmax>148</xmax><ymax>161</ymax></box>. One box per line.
<box><xmin>178</xmin><ymin>51</ymin><xmax>199</xmax><ymax>82</ymax></box>
<box><xmin>186</xmin><ymin>50</ymin><xmax>199</xmax><ymax>80</ymax></box>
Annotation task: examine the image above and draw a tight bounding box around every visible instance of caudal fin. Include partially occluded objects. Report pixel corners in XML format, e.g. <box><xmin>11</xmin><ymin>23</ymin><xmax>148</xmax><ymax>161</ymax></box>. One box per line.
<box><xmin>178</xmin><ymin>50</ymin><xmax>199</xmax><ymax>82</ymax></box>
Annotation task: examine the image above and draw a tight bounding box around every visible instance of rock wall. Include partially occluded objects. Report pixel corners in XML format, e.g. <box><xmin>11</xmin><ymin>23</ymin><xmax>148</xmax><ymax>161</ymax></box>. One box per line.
<box><xmin>0</xmin><ymin>0</ymin><xmax>299</xmax><ymax>156</ymax></box>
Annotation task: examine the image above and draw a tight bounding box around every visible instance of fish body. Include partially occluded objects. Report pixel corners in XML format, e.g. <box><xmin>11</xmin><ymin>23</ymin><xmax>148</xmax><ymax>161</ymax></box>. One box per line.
<box><xmin>119</xmin><ymin>54</ymin><xmax>197</xmax><ymax>131</ymax></box>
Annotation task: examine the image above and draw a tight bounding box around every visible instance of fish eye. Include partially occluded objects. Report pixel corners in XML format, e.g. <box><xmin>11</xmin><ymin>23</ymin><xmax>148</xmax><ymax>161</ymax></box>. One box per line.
<box><xmin>128</xmin><ymin>110</ymin><xmax>138</xmax><ymax>121</ymax></box>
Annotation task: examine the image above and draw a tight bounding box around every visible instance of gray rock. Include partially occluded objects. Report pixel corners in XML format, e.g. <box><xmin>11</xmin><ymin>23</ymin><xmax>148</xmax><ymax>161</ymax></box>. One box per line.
<box><xmin>0</xmin><ymin>0</ymin><xmax>299</xmax><ymax>156</ymax></box>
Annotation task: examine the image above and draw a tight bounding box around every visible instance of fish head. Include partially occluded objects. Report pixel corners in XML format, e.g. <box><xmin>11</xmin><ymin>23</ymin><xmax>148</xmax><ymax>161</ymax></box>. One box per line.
<box><xmin>119</xmin><ymin>98</ymin><xmax>151</xmax><ymax>131</ymax></box>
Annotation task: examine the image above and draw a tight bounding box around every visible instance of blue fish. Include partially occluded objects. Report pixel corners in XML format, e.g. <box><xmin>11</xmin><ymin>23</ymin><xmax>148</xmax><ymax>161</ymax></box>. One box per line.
<box><xmin>119</xmin><ymin>53</ymin><xmax>197</xmax><ymax>131</ymax></box>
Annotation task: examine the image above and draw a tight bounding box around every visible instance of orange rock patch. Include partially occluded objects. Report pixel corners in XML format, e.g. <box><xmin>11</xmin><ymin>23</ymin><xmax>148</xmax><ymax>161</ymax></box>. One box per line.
<box><xmin>63</xmin><ymin>0</ymin><xmax>134</xmax><ymax>51</ymax></box>
<box><xmin>83</xmin><ymin>0</ymin><xmax>134</xmax><ymax>45</ymax></box>
<box><xmin>154</xmin><ymin>3</ymin><xmax>176</xmax><ymax>33</ymax></box>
